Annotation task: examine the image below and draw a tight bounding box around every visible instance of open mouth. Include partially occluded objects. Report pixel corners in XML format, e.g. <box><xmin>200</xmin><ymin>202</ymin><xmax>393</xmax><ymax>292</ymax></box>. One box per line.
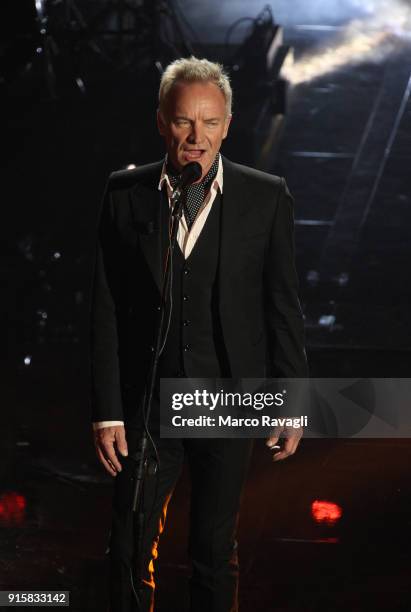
<box><xmin>183</xmin><ymin>149</ymin><xmax>205</xmax><ymax>161</ymax></box>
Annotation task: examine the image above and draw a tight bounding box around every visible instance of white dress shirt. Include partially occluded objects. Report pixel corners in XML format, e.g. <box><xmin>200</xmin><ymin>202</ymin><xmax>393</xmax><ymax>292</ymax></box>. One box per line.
<box><xmin>93</xmin><ymin>154</ymin><xmax>224</xmax><ymax>430</ymax></box>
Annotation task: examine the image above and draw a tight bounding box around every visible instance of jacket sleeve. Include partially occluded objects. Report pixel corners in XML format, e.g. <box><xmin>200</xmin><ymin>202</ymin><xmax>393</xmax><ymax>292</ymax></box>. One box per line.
<box><xmin>264</xmin><ymin>178</ymin><xmax>309</xmax><ymax>378</ymax></box>
<box><xmin>89</xmin><ymin>182</ymin><xmax>124</xmax><ymax>422</ymax></box>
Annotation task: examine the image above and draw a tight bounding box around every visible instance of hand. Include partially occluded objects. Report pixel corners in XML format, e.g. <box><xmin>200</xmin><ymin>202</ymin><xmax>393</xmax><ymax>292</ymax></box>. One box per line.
<box><xmin>266</xmin><ymin>425</ymin><xmax>303</xmax><ymax>462</ymax></box>
<box><xmin>94</xmin><ymin>425</ymin><xmax>128</xmax><ymax>476</ymax></box>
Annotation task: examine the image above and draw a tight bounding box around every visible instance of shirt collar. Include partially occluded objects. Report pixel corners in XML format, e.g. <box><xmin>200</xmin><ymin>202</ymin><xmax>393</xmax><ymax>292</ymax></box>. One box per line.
<box><xmin>158</xmin><ymin>153</ymin><xmax>224</xmax><ymax>194</ymax></box>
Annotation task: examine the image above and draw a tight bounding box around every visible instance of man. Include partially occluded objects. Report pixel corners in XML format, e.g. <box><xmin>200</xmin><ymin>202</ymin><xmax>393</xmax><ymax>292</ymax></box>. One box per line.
<box><xmin>90</xmin><ymin>57</ymin><xmax>308</xmax><ymax>612</ymax></box>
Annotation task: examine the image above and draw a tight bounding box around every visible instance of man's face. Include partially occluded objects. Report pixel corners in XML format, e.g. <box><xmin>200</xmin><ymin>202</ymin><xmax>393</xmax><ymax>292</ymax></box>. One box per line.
<box><xmin>157</xmin><ymin>80</ymin><xmax>232</xmax><ymax>180</ymax></box>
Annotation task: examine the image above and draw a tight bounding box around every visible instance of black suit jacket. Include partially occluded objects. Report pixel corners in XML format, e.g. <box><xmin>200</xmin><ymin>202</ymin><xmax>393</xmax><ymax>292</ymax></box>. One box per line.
<box><xmin>90</xmin><ymin>156</ymin><xmax>308</xmax><ymax>423</ymax></box>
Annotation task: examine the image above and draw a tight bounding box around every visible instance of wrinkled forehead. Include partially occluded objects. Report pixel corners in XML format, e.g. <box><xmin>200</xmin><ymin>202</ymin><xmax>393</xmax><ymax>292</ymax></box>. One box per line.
<box><xmin>163</xmin><ymin>80</ymin><xmax>228</xmax><ymax>118</ymax></box>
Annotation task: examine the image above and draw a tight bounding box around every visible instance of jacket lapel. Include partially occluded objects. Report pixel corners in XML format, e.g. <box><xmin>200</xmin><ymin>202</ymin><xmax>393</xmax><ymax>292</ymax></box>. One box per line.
<box><xmin>129</xmin><ymin>161</ymin><xmax>165</xmax><ymax>293</ymax></box>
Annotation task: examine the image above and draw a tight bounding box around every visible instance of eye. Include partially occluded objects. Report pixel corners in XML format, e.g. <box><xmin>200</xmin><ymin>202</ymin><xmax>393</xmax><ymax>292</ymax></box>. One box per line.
<box><xmin>175</xmin><ymin>119</ymin><xmax>190</xmax><ymax>127</ymax></box>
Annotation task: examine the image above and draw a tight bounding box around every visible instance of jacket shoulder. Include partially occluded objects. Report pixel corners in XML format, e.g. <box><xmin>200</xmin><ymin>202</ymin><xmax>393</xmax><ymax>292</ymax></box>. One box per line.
<box><xmin>107</xmin><ymin>160</ymin><xmax>163</xmax><ymax>193</ymax></box>
<box><xmin>223</xmin><ymin>157</ymin><xmax>283</xmax><ymax>189</ymax></box>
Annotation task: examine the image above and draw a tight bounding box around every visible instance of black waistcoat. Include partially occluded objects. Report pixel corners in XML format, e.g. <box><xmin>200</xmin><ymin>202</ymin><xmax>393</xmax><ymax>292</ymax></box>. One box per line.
<box><xmin>157</xmin><ymin>190</ymin><xmax>231</xmax><ymax>379</ymax></box>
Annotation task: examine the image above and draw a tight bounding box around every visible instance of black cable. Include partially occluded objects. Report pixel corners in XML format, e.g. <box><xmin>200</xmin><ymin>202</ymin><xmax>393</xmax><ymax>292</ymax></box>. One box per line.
<box><xmin>171</xmin><ymin>0</ymin><xmax>201</xmax><ymax>44</ymax></box>
<box><xmin>129</xmin><ymin>194</ymin><xmax>179</xmax><ymax>608</ymax></box>
<box><xmin>143</xmin><ymin>195</ymin><xmax>178</xmax><ymax>516</ymax></box>
<box><xmin>224</xmin><ymin>4</ymin><xmax>275</xmax><ymax>64</ymax></box>
<box><xmin>129</xmin><ymin>566</ymin><xmax>141</xmax><ymax>608</ymax></box>
<box><xmin>156</xmin><ymin>7</ymin><xmax>184</xmax><ymax>59</ymax></box>
<box><xmin>224</xmin><ymin>16</ymin><xmax>255</xmax><ymax>55</ymax></box>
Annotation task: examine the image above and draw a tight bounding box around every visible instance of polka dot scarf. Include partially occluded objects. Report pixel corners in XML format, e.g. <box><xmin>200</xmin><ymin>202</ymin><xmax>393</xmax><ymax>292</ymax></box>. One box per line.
<box><xmin>167</xmin><ymin>154</ymin><xmax>220</xmax><ymax>229</ymax></box>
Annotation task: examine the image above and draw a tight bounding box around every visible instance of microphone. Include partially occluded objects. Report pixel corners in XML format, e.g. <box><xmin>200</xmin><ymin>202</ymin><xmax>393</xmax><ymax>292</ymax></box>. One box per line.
<box><xmin>170</xmin><ymin>162</ymin><xmax>202</xmax><ymax>216</ymax></box>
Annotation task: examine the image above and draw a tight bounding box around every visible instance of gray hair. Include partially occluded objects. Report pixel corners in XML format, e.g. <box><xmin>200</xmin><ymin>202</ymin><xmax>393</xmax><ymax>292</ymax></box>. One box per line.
<box><xmin>158</xmin><ymin>56</ymin><xmax>232</xmax><ymax>117</ymax></box>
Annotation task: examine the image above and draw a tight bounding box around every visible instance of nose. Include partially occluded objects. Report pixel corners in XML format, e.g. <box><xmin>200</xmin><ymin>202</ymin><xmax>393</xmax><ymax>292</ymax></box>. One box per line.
<box><xmin>187</xmin><ymin>121</ymin><xmax>204</xmax><ymax>144</ymax></box>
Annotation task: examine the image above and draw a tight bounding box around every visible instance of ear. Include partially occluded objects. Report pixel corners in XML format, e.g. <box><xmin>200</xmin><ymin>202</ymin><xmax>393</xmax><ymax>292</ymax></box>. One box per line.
<box><xmin>222</xmin><ymin>114</ymin><xmax>232</xmax><ymax>140</ymax></box>
<box><xmin>157</xmin><ymin>109</ymin><xmax>166</xmax><ymax>136</ymax></box>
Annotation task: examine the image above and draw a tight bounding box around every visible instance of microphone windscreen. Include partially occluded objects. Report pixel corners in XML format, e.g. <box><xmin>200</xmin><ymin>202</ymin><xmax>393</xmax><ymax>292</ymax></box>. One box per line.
<box><xmin>180</xmin><ymin>162</ymin><xmax>202</xmax><ymax>187</ymax></box>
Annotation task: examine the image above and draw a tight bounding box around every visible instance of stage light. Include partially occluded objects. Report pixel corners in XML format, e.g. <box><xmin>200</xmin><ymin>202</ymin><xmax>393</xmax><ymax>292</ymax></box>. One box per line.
<box><xmin>0</xmin><ymin>492</ymin><xmax>27</xmax><ymax>527</ymax></box>
<box><xmin>282</xmin><ymin>0</ymin><xmax>411</xmax><ymax>85</ymax></box>
<box><xmin>318</xmin><ymin>315</ymin><xmax>336</xmax><ymax>327</ymax></box>
<box><xmin>311</xmin><ymin>499</ymin><xmax>343</xmax><ymax>525</ymax></box>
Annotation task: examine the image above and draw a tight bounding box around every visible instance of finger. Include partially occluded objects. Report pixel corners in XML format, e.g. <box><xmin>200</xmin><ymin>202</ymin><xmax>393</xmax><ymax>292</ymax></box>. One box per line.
<box><xmin>266</xmin><ymin>436</ymin><xmax>279</xmax><ymax>448</ymax></box>
<box><xmin>287</xmin><ymin>434</ymin><xmax>302</xmax><ymax>455</ymax></box>
<box><xmin>101</xmin><ymin>439</ymin><xmax>123</xmax><ymax>473</ymax></box>
<box><xmin>272</xmin><ymin>450</ymin><xmax>289</xmax><ymax>462</ymax></box>
<box><xmin>94</xmin><ymin>432</ymin><xmax>123</xmax><ymax>473</ymax></box>
<box><xmin>266</xmin><ymin>425</ymin><xmax>286</xmax><ymax>448</ymax></box>
<box><xmin>96</xmin><ymin>446</ymin><xmax>118</xmax><ymax>477</ymax></box>
<box><xmin>272</xmin><ymin>437</ymin><xmax>299</xmax><ymax>462</ymax></box>
<box><xmin>115</xmin><ymin>427</ymin><xmax>128</xmax><ymax>457</ymax></box>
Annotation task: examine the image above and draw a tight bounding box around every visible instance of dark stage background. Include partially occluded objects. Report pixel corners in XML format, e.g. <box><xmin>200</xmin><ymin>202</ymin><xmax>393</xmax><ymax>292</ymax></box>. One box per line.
<box><xmin>2</xmin><ymin>1</ymin><xmax>411</xmax><ymax>610</ymax></box>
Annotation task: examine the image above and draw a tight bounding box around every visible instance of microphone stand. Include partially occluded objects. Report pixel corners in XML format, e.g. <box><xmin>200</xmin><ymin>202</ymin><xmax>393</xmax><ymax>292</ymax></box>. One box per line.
<box><xmin>130</xmin><ymin>184</ymin><xmax>186</xmax><ymax>606</ymax></box>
